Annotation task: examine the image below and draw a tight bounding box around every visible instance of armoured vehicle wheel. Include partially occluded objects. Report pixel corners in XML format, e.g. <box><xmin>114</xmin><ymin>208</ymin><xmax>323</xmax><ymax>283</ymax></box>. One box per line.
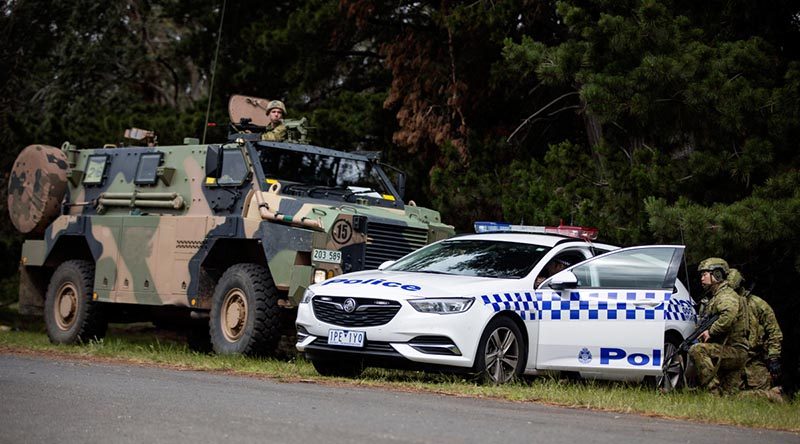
<box><xmin>656</xmin><ymin>339</ymin><xmax>686</xmax><ymax>392</ymax></box>
<box><xmin>44</xmin><ymin>260</ymin><xmax>107</xmax><ymax>344</ymax></box>
<box><xmin>310</xmin><ymin>358</ymin><xmax>364</xmax><ymax>378</ymax></box>
<box><xmin>474</xmin><ymin>317</ymin><xmax>525</xmax><ymax>384</ymax></box>
<box><xmin>209</xmin><ymin>264</ymin><xmax>280</xmax><ymax>356</ymax></box>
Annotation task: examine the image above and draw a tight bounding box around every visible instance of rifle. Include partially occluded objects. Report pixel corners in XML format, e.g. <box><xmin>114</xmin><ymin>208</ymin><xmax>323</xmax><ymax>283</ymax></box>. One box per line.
<box><xmin>664</xmin><ymin>313</ymin><xmax>721</xmax><ymax>366</ymax></box>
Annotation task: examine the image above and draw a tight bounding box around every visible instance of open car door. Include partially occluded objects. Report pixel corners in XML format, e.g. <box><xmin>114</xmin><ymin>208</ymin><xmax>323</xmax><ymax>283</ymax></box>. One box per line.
<box><xmin>535</xmin><ymin>245</ymin><xmax>685</xmax><ymax>379</ymax></box>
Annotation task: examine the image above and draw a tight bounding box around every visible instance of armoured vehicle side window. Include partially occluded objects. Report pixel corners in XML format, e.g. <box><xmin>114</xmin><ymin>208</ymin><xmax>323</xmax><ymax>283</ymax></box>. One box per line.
<box><xmin>218</xmin><ymin>148</ymin><xmax>248</xmax><ymax>186</ymax></box>
<box><xmin>134</xmin><ymin>152</ymin><xmax>163</xmax><ymax>185</ymax></box>
<box><xmin>83</xmin><ymin>154</ymin><xmax>109</xmax><ymax>185</ymax></box>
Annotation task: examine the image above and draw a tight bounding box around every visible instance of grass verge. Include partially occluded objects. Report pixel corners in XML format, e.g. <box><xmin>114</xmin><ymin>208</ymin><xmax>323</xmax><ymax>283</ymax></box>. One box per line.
<box><xmin>0</xmin><ymin>322</ymin><xmax>798</xmax><ymax>433</ymax></box>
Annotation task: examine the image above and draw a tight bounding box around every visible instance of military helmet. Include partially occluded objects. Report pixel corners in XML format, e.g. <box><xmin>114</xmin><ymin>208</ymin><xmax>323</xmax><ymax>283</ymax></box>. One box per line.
<box><xmin>266</xmin><ymin>100</ymin><xmax>286</xmax><ymax>115</ymax></box>
<box><xmin>698</xmin><ymin>257</ymin><xmax>729</xmax><ymax>282</ymax></box>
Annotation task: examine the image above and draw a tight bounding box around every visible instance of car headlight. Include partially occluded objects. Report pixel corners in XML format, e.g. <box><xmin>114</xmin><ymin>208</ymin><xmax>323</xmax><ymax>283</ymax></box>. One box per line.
<box><xmin>300</xmin><ymin>288</ymin><xmax>314</xmax><ymax>304</ymax></box>
<box><xmin>408</xmin><ymin>298</ymin><xmax>474</xmax><ymax>314</ymax></box>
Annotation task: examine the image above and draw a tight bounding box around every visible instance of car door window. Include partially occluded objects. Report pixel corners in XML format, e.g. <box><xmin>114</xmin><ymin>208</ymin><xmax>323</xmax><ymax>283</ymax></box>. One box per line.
<box><xmin>570</xmin><ymin>247</ymin><xmax>679</xmax><ymax>289</ymax></box>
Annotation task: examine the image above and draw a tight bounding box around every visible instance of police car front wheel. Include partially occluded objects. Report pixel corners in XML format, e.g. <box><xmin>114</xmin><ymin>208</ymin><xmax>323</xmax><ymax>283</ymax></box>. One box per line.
<box><xmin>656</xmin><ymin>339</ymin><xmax>686</xmax><ymax>392</ymax></box>
<box><xmin>474</xmin><ymin>316</ymin><xmax>525</xmax><ymax>384</ymax></box>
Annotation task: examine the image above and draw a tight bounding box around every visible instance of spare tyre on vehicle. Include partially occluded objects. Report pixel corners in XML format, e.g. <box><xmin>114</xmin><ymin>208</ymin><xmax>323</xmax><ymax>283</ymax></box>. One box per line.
<box><xmin>8</xmin><ymin>144</ymin><xmax>69</xmax><ymax>236</ymax></box>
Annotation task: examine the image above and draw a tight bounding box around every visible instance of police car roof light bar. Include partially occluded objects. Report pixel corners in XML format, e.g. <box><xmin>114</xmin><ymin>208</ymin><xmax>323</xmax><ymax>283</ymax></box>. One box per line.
<box><xmin>473</xmin><ymin>221</ymin><xmax>598</xmax><ymax>241</ymax></box>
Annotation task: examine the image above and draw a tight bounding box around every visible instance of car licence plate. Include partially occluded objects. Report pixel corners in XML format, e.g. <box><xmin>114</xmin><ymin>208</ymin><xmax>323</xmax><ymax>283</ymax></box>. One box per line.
<box><xmin>312</xmin><ymin>248</ymin><xmax>342</xmax><ymax>264</ymax></box>
<box><xmin>328</xmin><ymin>329</ymin><xmax>365</xmax><ymax>348</ymax></box>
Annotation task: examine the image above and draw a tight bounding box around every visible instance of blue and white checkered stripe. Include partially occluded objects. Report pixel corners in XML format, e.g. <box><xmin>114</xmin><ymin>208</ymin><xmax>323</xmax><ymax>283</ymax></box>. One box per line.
<box><xmin>480</xmin><ymin>291</ymin><xmax>673</xmax><ymax>321</ymax></box>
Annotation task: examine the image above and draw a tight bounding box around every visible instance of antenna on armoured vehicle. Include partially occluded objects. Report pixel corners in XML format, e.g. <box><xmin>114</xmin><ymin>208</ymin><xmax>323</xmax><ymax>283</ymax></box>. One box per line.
<box><xmin>202</xmin><ymin>0</ymin><xmax>228</xmax><ymax>145</ymax></box>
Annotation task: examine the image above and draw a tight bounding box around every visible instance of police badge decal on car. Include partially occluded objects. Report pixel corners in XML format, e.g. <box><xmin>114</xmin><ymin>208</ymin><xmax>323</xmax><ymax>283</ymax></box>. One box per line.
<box><xmin>578</xmin><ymin>348</ymin><xmax>593</xmax><ymax>364</ymax></box>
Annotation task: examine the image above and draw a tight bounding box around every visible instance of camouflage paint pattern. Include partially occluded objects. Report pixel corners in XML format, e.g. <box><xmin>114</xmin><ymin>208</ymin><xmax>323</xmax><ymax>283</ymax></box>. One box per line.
<box><xmin>14</xmin><ymin>137</ymin><xmax>454</xmax><ymax>315</ymax></box>
<box><xmin>8</xmin><ymin>144</ymin><xmax>69</xmax><ymax>235</ymax></box>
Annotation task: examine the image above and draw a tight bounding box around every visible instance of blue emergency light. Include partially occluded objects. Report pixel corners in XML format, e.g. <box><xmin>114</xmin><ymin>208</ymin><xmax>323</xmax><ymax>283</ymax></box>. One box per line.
<box><xmin>473</xmin><ymin>221</ymin><xmax>599</xmax><ymax>240</ymax></box>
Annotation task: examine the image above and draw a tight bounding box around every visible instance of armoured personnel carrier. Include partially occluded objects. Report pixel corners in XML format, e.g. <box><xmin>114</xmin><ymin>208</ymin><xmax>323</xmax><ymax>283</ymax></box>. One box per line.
<box><xmin>8</xmin><ymin>95</ymin><xmax>454</xmax><ymax>355</ymax></box>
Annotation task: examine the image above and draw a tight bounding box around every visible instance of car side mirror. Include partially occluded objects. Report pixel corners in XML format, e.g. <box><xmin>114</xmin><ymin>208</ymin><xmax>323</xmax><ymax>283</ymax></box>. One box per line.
<box><xmin>378</xmin><ymin>260</ymin><xmax>396</xmax><ymax>270</ymax></box>
<box><xmin>205</xmin><ymin>145</ymin><xmax>222</xmax><ymax>178</ymax></box>
<box><xmin>548</xmin><ymin>271</ymin><xmax>578</xmax><ymax>290</ymax></box>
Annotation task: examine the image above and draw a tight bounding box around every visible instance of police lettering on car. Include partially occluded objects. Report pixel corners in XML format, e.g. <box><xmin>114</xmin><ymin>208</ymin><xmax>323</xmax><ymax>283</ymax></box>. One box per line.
<box><xmin>321</xmin><ymin>278</ymin><xmax>422</xmax><ymax>291</ymax></box>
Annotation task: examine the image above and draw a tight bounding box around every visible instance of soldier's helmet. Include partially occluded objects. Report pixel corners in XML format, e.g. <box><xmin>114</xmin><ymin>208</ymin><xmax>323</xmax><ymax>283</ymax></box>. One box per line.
<box><xmin>698</xmin><ymin>257</ymin><xmax>729</xmax><ymax>282</ymax></box>
<box><xmin>266</xmin><ymin>100</ymin><xmax>286</xmax><ymax>115</ymax></box>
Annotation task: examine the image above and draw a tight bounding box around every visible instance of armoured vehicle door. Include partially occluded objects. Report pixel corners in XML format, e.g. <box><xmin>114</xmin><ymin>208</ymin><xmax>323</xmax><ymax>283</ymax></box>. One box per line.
<box><xmin>115</xmin><ymin>216</ymin><xmax>161</xmax><ymax>305</ymax></box>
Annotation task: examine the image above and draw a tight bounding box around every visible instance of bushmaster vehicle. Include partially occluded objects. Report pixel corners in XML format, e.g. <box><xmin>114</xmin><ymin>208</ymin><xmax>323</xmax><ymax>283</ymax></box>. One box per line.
<box><xmin>8</xmin><ymin>95</ymin><xmax>454</xmax><ymax>355</ymax></box>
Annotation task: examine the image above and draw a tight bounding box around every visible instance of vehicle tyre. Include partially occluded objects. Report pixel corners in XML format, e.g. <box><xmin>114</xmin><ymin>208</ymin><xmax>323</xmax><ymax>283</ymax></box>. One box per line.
<box><xmin>209</xmin><ymin>263</ymin><xmax>280</xmax><ymax>356</ymax></box>
<box><xmin>657</xmin><ymin>339</ymin><xmax>686</xmax><ymax>392</ymax></box>
<box><xmin>474</xmin><ymin>316</ymin><xmax>525</xmax><ymax>384</ymax></box>
<box><xmin>44</xmin><ymin>260</ymin><xmax>107</xmax><ymax>344</ymax></box>
<box><xmin>310</xmin><ymin>358</ymin><xmax>364</xmax><ymax>378</ymax></box>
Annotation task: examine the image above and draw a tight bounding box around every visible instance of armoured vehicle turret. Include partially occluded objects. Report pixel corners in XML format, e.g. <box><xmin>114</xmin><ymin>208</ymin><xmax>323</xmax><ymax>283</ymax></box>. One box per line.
<box><xmin>8</xmin><ymin>95</ymin><xmax>454</xmax><ymax>355</ymax></box>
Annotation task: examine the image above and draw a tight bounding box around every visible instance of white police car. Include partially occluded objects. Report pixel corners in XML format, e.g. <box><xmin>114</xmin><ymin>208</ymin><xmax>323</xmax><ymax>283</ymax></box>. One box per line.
<box><xmin>296</xmin><ymin>222</ymin><xmax>697</xmax><ymax>387</ymax></box>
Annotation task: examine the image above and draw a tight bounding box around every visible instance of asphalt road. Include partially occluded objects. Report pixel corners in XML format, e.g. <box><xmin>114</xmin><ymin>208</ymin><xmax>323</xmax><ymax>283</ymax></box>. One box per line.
<box><xmin>0</xmin><ymin>354</ymin><xmax>796</xmax><ymax>444</ymax></box>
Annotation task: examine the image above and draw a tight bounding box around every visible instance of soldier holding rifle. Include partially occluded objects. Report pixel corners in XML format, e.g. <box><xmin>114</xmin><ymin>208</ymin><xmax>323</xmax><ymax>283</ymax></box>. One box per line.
<box><xmin>688</xmin><ymin>258</ymin><xmax>750</xmax><ymax>395</ymax></box>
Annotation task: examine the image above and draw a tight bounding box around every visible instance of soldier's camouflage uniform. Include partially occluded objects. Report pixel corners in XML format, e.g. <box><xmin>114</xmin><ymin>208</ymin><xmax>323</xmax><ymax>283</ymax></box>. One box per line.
<box><xmin>727</xmin><ymin>269</ymin><xmax>783</xmax><ymax>390</ymax></box>
<box><xmin>261</xmin><ymin>122</ymin><xmax>287</xmax><ymax>141</ymax></box>
<box><xmin>688</xmin><ymin>281</ymin><xmax>749</xmax><ymax>395</ymax></box>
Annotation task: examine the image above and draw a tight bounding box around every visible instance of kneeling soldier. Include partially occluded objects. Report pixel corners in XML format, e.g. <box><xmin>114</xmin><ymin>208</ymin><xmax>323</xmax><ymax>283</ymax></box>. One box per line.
<box><xmin>688</xmin><ymin>258</ymin><xmax>749</xmax><ymax>395</ymax></box>
<box><xmin>727</xmin><ymin>269</ymin><xmax>784</xmax><ymax>400</ymax></box>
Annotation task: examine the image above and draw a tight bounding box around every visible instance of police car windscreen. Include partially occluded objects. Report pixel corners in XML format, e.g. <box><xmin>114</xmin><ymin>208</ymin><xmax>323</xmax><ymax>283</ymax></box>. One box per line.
<box><xmin>261</xmin><ymin>148</ymin><xmax>389</xmax><ymax>194</ymax></box>
<box><xmin>387</xmin><ymin>240</ymin><xmax>551</xmax><ymax>279</ymax></box>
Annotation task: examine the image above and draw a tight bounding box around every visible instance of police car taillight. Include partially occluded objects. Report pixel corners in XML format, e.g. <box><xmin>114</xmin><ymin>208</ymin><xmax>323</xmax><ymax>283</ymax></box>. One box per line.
<box><xmin>473</xmin><ymin>221</ymin><xmax>598</xmax><ymax>241</ymax></box>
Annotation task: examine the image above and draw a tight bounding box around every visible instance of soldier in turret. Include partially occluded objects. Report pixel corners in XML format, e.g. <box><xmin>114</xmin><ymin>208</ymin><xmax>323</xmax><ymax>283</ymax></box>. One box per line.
<box><xmin>688</xmin><ymin>258</ymin><xmax>750</xmax><ymax>395</ymax></box>
<box><xmin>726</xmin><ymin>269</ymin><xmax>784</xmax><ymax>399</ymax></box>
<box><xmin>261</xmin><ymin>100</ymin><xmax>287</xmax><ymax>141</ymax></box>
